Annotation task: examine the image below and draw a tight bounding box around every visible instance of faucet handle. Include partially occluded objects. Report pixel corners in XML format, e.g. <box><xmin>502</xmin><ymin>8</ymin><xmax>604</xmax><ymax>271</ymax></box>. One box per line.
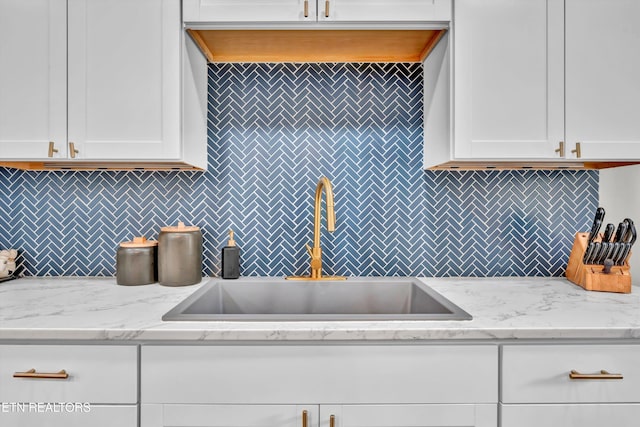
<box><xmin>305</xmin><ymin>243</ymin><xmax>313</xmax><ymax>257</ymax></box>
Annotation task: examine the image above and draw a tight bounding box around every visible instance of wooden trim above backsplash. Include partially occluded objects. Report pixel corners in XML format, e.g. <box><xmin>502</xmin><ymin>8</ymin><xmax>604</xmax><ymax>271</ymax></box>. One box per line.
<box><xmin>187</xmin><ymin>29</ymin><xmax>446</xmax><ymax>63</ymax></box>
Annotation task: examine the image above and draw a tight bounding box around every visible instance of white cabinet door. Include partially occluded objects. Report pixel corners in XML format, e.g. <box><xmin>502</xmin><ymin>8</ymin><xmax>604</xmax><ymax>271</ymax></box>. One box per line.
<box><xmin>502</xmin><ymin>404</ymin><xmax>640</xmax><ymax>427</ymax></box>
<box><xmin>141</xmin><ymin>404</ymin><xmax>319</xmax><ymax>427</ymax></box>
<box><xmin>453</xmin><ymin>0</ymin><xmax>564</xmax><ymax>160</ymax></box>
<box><xmin>0</xmin><ymin>0</ymin><xmax>67</xmax><ymax>160</ymax></box>
<box><xmin>142</xmin><ymin>345</ymin><xmax>497</xmax><ymax>405</ymax></box>
<box><xmin>0</xmin><ymin>405</ymin><xmax>137</xmax><ymax>427</ymax></box>
<box><xmin>317</xmin><ymin>0</ymin><xmax>451</xmax><ymax>22</ymax></box>
<box><xmin>320</xmin><ymin>404</ymin><xmax>496</xmax><ymax>427</ymax></box>
<box><xmin>502</xmin><ymin>345</ymin><xmax>640</xmax><ymax>404</ymax></box>
<box><xmin>0</xmin><ymin>345</ymin><xmax>138</xmax><ymax>404</ymax></box>
<box><xmin>565</xmin><ymin>0</ymin><xmax>640</xmax><ymax>160</ymax></box>
<box><xmin>183</xmin><ymin>0</ymin><xmax>450</xmax><ymax>23</ymax></box>
<box><xmin>183</xmin><ymin>0</ymin><xmax>314</xmax><ymax>22</ymax></box>
<box><xmin>67</xmin><ymin>0</ymin><xmax>181</xmax><ymax>160</ymax></box>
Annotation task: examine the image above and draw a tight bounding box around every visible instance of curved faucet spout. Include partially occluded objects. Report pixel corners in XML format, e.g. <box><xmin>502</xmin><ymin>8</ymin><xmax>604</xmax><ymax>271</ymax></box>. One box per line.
<box><xmin>314</xmin><ymin>176</ymin><xmax>336</xmax><ymax>249</ymax></box>
<box><xmin>286</xmin><ymin>176</ymin><xmax>345</xmax><ymax>281</ymax></box>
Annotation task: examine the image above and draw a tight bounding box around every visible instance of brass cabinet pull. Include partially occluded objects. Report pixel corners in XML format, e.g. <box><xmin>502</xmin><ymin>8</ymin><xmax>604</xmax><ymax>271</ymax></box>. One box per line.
<box><xmin>329</xmin><ymin>415</ymin><xmax>336</xmax><ymax>427</ymax></box>
<box><xmin>325</xmin><ymin>0</ymin><xmax>330</xmax><ymax>17</ymax></box>
<box><xmin>304</xmin><ymin>0</ymin><xmax>309</xmax><ymax>17</ymax></box>
<box><xmin>69</xmin><ymin>142</ymin><xmax>79</xmax><ymax>159</ymax></box>
<box><xmin>555</xmin><ymin>141</ymin><xmax>565</xmax><ymax>158</ymax></box>
<box><xmin>302</xmin><ymin>410</ymin><xmax>308</xmax><ymax>427</ymax></box>
<box><xmin>13</xmin><ymin>368</ymin><xmax>69</xmax><ymax>379</ymax></box>
<box><xmin>571</xmin><ymin>142</ymin><xmax>582</xmax><ymax>158</ymax></box>
<box><xmin>569</xmin><ymin>369</ymin><xmax>623</xmax><ymax>380</ymax></box>
<box><xmin>48</xmin><ymin>141</ymin><xmax>59</xmax><ymax>158</ymax></box>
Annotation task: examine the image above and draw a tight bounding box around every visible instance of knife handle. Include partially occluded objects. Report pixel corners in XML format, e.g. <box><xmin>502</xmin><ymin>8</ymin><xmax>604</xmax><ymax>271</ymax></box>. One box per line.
<box><xmin>588</xmin><ymin>219</ymin><xmax>603</xmax><ymax>243</ymax></box>
<box><xmin>602</xmin><ymin>223</ymin><xmax>615</xmax><ymax>243</ymax></box>
<box><xmin>587</xmin><ymin>242</ymin><xmax>601</xmax><ymax>265</ymax></box>
<box><xmin>595</xmin><ymin>242</ymin><xmax>612</xmax><ymax>265</ymax></box>
<box><xmin>610</xmin><ymin>242</ymin><xmax>627</xmax><ymax>266</ymax></box>
<box><xmin>623</xmin><ymin>219</ymin><xmax>636</xmax><ymax>245</ymax></box>
<box><xmin>613</xmin><ymin>222</ymin><xmax>627</xmax><ymax>243</ymax></box>
<box><xmin>583</xmin><ymin>242</ymin><xmax>595</xmax><ymax>264</ymax></box>
<box><xmin>587</xmin><ymin>208</ymin><xmax>606</xmax><ymax>242</ymax></box>
<box><xmin>619</xmin><ymin>244</ymin><xmax>631</xmax><ymax>266</ymax></box>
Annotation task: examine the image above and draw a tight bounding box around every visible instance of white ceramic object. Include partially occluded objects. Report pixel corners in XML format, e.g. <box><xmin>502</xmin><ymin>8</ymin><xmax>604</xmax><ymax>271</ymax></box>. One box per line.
<box><xmin>0</xmin><ymin>249</ymin><xmax>17</xmax><ymax>278</ymax></box>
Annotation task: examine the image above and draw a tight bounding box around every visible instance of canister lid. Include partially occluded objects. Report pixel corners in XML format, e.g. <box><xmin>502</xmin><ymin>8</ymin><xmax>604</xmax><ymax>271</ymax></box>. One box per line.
<box><xmin>160</xmin><ymin>221</ymin><xmax>201</xmax><ymax>233</ymax></box>
<box><xmin>120</xmin><ymin>236</ymin><xmax>158</xmax><ymax>248</ymax></box>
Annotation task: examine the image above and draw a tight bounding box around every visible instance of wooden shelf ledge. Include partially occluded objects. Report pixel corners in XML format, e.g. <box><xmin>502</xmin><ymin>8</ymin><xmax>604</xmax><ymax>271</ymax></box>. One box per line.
<box><xmin>187</xmin><ymin>29</ymin><xmax>446</xmax><ymax>63</ymax></box>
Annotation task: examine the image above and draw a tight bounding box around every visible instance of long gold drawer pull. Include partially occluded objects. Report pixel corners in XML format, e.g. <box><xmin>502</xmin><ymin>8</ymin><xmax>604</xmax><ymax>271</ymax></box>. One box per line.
<box><xmin>304</xmin><ymin>0</ymin><xmax>309</xmax><ymax>17</ymax></box>
<box><xmin>330</xmin><ymin>414</ymin><xmax>336</xmax><ymax>427</ymax></box>
<box><xmin>302</xmin><ymin>410</ymin><xmax>308</xmax><ymax>427</ymax></box>
<box><xmin>13</xmin><ymin>368</ymin><xmax>69</xmax><ymax>379</ymax></box>
<box><xmin>569</xmin><ymin>369</ymin><xmax>623</xmax><ymax>380</ymax></box>
<box><xmin>325</xmin><ymin>0</ymin><xmax>330</xmax><ymax>17</ymax></box>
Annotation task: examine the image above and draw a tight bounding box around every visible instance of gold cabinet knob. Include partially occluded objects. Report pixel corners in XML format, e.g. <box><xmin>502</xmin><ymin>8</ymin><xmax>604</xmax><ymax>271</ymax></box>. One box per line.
<box><xmin>48</xmin><ymin>141</ymin><xmax>59</xmax><ymax>158</ymax></box>
<box><xmin>571</xmin><ymin>142</ymin><xmax>582</xmax><ymax>158</ymax></box>
<box><xmin>554</xmin><ymin>141</ymin><xmax>565</xmax><ymax>158</ymax></box>
<box><xmin>69</xmin><ymin>142</ymin><xmax>79</xmax><ymax>159</ymax></box>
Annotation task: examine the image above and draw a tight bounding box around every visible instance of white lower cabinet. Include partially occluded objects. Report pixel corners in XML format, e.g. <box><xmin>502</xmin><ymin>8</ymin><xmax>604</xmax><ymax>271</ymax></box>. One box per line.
<box><xmin>141</xmin><ymin>404</ymin><xmax>317</xmax><ymax>427</ymax></box>
<box><xmin>502</xmin><ymin>404</ymin><xmax>640</xmax><ymax>427</ymax></box>
<box><xmin>0</xmin><ymin>405</ymin><xmax>137</xmax><ymax>427</ymax></box>
<box><xmin>0</xmin><ymin>345</ymin><xmax>138</xmax><ymax>427</ymax></box>
<box><xmin>141</xmin><ymin>345</ymin><xmax>498</xmax><ymax>427</ymax></box>
<box><xmin>320</xmin><ymin>404</ymin><xmax>496</xmax><ymax>427</ymax></box>
<box><xmin>501</xmin><ymin>344</ymin><xmax>640</xmax><ymax>427</ymax></box>
<box><xmin>141</xmin><ymin>403</ymin><xmax>496</xmax><ymax>427</ymax></box>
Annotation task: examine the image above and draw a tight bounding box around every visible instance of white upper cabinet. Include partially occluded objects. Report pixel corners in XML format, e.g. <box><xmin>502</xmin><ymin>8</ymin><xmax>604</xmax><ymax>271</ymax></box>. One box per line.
<box><xmin>0</xmin><ymin>0</ymin><xmax>67</xmax><ymax>160</ymax></box>
<box><xmin>439</xmin><ymin>0</ymin><xmax>640</xmax><ymax>166</ymax></box>
<box><xmin>183</xmin><ymin>0</ymin><xmax>316</xmax><ymax>22</ymax></box>
<box><xmin>453</xmin><ymin>0</ymin><xmax>564</xmax><ymax>160</ymax></box>
<box><xmin>0</xmin><ymin>0</ymin><xmax>207</xmax><ymax>169</ymax></box>
<box><xmin>317</xmin><ymin>0</ymin><xmax>452</xmax><ymax>22</ymax></box>
<box><xmin>67</xmin><ymin>0</ymin><xmax>181</xmax><ymax>161</ymax></box>
<box><xmin>565</xmin><ymin>0</ymin><xmax>640</xmax><ymax>161</ymax></box>
<box><xmin>183</xmin><ymin>0</ymin><xmax>451</xmax><ymax>23</ymax></box>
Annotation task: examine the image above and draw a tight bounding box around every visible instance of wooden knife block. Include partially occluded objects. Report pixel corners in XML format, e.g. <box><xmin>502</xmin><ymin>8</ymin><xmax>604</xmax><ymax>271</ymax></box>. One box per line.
<box><xmin>566</xmin><ymin>232</ymin><xmax>631</xmax><ymax>293</ymax></box>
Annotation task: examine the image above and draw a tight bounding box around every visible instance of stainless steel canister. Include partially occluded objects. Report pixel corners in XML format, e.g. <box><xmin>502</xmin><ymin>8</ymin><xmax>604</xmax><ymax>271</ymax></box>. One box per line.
<box><xmin>158</xmin><ymin>221</ymin><xmax>202</xmax><ymax>286</ymax></box>
<box><xmin>116</xmin><ymin>237</ymin><xmax>158</xmax><ymax>286</ymax></box>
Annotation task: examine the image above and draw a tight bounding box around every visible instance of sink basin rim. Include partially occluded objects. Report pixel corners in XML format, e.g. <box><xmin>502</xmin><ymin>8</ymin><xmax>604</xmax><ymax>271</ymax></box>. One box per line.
<box><xmin>162</xmin><ymin>277</ymin><xmax>472</xmax><ymax>322</ymax></box>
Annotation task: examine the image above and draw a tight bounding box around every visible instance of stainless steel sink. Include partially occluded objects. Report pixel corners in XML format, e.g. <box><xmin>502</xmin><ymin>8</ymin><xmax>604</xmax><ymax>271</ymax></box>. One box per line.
<box><xmin>162</xmin><ymin>278</ymin><xmax>472</xmax><ymax>321</ymax></box>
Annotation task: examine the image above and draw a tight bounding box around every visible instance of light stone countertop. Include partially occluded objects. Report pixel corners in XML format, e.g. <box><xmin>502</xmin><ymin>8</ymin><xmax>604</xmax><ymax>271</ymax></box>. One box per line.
<box><xmin>1</xmin><ymin>276</ymin><xmax>640</xmax><ymax>341</ymax></box>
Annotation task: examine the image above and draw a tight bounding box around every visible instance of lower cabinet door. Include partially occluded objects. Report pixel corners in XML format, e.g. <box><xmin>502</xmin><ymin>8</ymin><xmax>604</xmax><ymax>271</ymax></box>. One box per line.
<box><xmin>502</xmin><ymin>404</ymin><xmax>640</xmax><ymax>427</ymax></box>
<box><xmin>320</xmin><ymin>404</ymin><xmax>497</xmax><ymax>427</ymax></box>
<box><xmin>141</xmin><ymin>404</ymin><xmax>319</xmax><ymax>427</ymax></box>
<box><xmin>0</xmin><ymin>404</ymin><xmax>137</xmax><ymax>427</ymax></box>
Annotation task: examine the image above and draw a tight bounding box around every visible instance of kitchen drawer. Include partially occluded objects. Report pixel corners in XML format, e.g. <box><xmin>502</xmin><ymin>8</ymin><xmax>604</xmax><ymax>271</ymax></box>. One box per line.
<box><xmin>501</xmin><ymin>403</ymin><xmax>640</xmax><ymax>427</ymax></box>
<box><xmin>142</xmin><ymin>345</ymin><xmax>498</xmax><ymax>404</ymax></box>
<box><xmin>0</xmin><ymin>405</ymin><xmax>137</xmax><ymax>427</ymax></box>
<box><xmin>0</xmin><ymin>345</ymin><xmax>138</xmax><ymax>404</ymax></box>
<box><xmin>502</xmin><ymin>345</ymin><xmax>640</xmax><ymax>403</ymax></box>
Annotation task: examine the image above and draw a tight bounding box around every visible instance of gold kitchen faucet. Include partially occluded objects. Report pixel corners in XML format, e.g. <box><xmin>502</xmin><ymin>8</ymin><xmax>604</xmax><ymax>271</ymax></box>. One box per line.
<box><xmin>287</xmin><ymin>176</ymin><xmax>346</xmax><ymax>281</ymax></box>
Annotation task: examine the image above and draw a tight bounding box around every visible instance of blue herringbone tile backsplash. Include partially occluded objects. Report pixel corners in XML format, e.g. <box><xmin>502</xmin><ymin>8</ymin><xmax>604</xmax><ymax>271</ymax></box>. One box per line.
<box><xmin>0</xmin><ymin>63</ymin><xmax>598</xmax><ymax>277</ymax></box>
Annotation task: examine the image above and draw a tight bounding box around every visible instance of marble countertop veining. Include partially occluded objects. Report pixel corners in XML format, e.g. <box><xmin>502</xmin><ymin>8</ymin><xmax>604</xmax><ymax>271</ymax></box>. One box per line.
<box><xmin>1</xmin><ymin>276</ymin><xmax>640</xmax><ymax>341</ymax></box>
